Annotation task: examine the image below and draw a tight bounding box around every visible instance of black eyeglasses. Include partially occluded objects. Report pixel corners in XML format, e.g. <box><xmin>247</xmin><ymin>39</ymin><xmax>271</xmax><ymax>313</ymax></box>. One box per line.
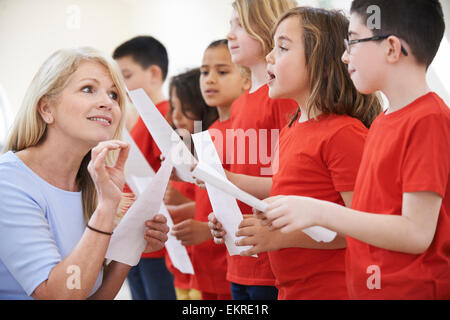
<box><xmin>344</xmin><ymin>34</ymin><xmax>409</xmax><ymax>56</ymax></box>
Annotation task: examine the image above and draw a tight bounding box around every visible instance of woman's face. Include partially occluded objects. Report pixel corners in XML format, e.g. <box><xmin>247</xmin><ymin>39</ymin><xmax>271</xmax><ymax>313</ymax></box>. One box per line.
<box><xmin>170</xmin><ymin>87</ymin><xmax>195</xmax><ymax>138</ymax></box>
<box><xmin>44</xmin><ymin>60</ymin><xmax>122</xmax><ymax>149</ymax></box>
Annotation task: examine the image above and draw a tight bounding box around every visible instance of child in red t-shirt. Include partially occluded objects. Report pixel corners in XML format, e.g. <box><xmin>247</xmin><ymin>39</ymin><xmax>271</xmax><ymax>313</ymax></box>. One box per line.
<box><xmin>113</xmin><ymin>36</ymin><xmax>176</xmax><ymax>300</ymax></box>
<box><xmin>261</xmin><ymin>0</ymin><xmax>450</xmax><ymax>300</ymax></box>
<box><xmin>210</xmin><ymin>7</ymin><xmax>382</xmax><ymax>300</ymax></box>
<box><xmin>207</xmin><ymin>0</ymin><xmax>298</xmax><ymax>300</ymax></box>
<box><xmin>171</xmin><ymin>39</ymin><xmax>251</xmax><ymax>300</ymax></box>
<box><xmin>166</xmin><ymin>68</ymin><xmax>218</xmax><ymax>300</ymax></box>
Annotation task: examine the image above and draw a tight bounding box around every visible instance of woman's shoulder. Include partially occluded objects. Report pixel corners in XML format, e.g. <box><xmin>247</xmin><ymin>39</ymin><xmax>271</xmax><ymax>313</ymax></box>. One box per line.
<box><xmin>0</xmin><ymin>151</ymin><xmax>26</xmax><ymax>179</ymax></box>
<box><xmin>0</xmin><ymin>151</ymin><xmax>46</xmax><ymax>204</ymax></box>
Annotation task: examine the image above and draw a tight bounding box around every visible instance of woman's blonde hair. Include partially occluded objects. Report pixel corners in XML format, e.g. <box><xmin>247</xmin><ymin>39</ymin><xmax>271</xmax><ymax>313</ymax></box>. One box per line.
<box><xmin>232</xmin><ymin>0</ymin><xmax>298</xmax><ymax>57</ymax></box>
<box><xmin>3</xmin><ymin>47</ymin><xmax>129</xmax><ymax>222</ymax></box>
<box><xmin>273</xmin><ymin>7</ymin><xmax>382</xmax><ymax>128</ymax></box>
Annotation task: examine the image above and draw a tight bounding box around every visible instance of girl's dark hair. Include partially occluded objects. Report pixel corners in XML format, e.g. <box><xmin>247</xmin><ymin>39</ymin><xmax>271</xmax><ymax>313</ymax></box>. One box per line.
<box><xmin>274</xmin><ymin>7</ymin><xmax>383</xmax><ymax>128</ymax></box>
<box><xmin>169</xmin><ymin>68</ymin><xmax>218</xmax><ymax>131</ymax></box>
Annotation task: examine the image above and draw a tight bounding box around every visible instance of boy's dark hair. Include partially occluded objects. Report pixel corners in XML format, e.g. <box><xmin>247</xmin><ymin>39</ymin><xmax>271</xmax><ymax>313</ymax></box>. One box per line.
<box><xmin>113</xmin><ymin>36</ymin><xmax>169</xmax><ymax>81</ymax></box>
<box><xmin>169</xmin><ymin>68</ymin><xmax>218</xmax><ymax>131</ymax></box>
<box><xmin>350</xmin><ymin>0</ymin><xmax>445</xmax><ymax>68</ymax></box>
<box><xmin>207</xmin><ymin>39</ymin><xmax>228</xmax><ymax>49</ymax></box>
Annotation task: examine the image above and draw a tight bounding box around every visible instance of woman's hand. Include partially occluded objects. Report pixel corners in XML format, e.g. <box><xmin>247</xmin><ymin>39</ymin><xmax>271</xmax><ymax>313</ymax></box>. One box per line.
<box><xmin>143</xmin><ymin>214</ymin><xmax>169</xmax><ymax>253</ymax></box>
<box><xmin>171</xmin><ymin>219</ymin><xmax>212</xmax><ymax>246</ymax></box>
<box><xmin>207</xmin><ymin>212</ymin><xmax>226</xmax><ymax>244</ymax></box>
<box><xmin>88</xmin><ymin>140</ymin><xmax>130</xmax><ymax>211</ymax></box>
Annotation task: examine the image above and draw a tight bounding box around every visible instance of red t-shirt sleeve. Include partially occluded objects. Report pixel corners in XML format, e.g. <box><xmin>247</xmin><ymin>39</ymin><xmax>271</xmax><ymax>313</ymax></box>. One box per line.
<box><xmin>324</xmin><ymin>124</ymin><xmax>368</xmax><ymax>192</ymax></box>
<box><xmin>402</xmin><ymin>114</ymin><xmax>450</xmax><ymax>197</ymax></box>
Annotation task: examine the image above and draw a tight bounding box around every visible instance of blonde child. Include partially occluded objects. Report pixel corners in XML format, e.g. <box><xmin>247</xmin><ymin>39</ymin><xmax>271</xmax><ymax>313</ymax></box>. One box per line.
<box><xmin>209</xmin><ymin>0</ymin><xmax>298</xmax><ymax>301</ymax></box>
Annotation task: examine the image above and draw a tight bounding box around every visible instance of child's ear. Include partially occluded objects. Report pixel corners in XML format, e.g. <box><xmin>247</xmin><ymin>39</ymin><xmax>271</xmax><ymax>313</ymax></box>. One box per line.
<box><xmin>37</xmin><ymin>97</ymin><xmax>54</xmax><ymax>124</ymax></box>
<box><xmin>386</xmin><ymin>36</ymin><xmax>404</xmax><ymax>64</ymax></box>
<box><xmin>148</xmin><ymin>65</ymin><xmax>164</xmax><ymax>83</ymax></box>
<box><xmin>242</xmin><ymin>76</ymin><xmax>252</xmax><ymax>92</ymax></box>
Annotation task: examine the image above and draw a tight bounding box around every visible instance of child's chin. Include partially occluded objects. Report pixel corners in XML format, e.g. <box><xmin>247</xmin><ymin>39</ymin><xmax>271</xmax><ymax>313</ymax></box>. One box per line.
<box><xmin>353</xmin><ymin>81</ymin><xmax>377</xmax><ymax>96</ymax></box>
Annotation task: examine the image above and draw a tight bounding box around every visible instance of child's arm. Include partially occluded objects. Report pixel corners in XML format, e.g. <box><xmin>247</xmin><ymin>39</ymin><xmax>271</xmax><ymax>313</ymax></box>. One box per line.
<box><xmin>225</xmin><ymin>169</ymin><xmax>273</xmax><ymax>200</ymax></box>
<box><xmin>235</xmin><ymin>216</ymin><xmax>347</xmax><ymax>256</ymax></box>
<box><xmin>166</xmin><ymin>202</ymin><xmax>195</xmax><ymax>224</ymax></box>
<box><xmin>171</xmin><ymin>219</ymin><xmax>212</xmax><ymax>246</ymax></box>
<box><xmin>263</xmin><ymin>191</ymin><xmax>442</xmax><ymax>255</ymax></box>
<box><xmin>235</xmin><ymin>191</ymin><xmax>353</xmax><ymax>255</ymax></box>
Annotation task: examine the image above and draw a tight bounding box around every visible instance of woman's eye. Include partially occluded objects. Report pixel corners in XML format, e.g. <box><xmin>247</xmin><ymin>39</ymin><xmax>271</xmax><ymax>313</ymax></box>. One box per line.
<box><xmin>201</xmin><ymin>71</ymin><xmax>209</xmax><ymax>76</ymax></box>
<box><xmin>81</xmin><ymin>86</ymin><xmax>93</xmax><ymax>93</ymax></box>
<box><xmin>279</xmin><ymin>46</ymin><xmax>288</xmax><ymax>52</ymax></box>
<box><xmin>109</xmin><ymin>91</ymin><xmax>118</xmax><ymax>101</ymax></box>
<box><xmin>219</xmin><ymin>71</ymin><xmax>229</xmax><ymax>75</ymax></box>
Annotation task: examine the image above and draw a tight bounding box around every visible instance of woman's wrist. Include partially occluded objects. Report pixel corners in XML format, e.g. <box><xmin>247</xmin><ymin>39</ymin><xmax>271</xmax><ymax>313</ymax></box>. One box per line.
<box><xmin>88</xmin><ymin>202</ymin><xmax>117</xmax><ymax>234</ymax></box>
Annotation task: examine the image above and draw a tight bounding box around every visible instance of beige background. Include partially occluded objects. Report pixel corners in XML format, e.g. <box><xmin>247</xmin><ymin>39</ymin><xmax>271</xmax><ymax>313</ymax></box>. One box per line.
<box><xmin>0</xmin><ymin>0</ymin><xmax>449</xmax><ymax>145</ymax></box>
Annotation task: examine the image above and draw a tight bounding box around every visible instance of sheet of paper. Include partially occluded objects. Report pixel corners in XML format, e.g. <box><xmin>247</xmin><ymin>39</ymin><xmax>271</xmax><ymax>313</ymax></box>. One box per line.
<box><xmin>192</xmin><ymin>159</ymin><xmax>337</xmax><ymax>243</ymax></box>
<box><xmin>128</xmin><ymin>89</ymin><xmax>196</xmax><ymax>183</ymax></box>
<box><xmin>192</xmin><ymin>131</ymin><xmax>253</xmax><ymax>256</ymax></box>
<box><xmin>116</xmin><ymin>132</ymin><xmax>194</xmax><ymax>273</ymax></box>
<box><xmin>158</xmin><ymin>203</ymin><xmax>194</xmax><ymax>274</ymax></box>
<box><xmin>105</xmin><ymin>156</ymin><xmax>173</xmax><ymax>266</ymax></box>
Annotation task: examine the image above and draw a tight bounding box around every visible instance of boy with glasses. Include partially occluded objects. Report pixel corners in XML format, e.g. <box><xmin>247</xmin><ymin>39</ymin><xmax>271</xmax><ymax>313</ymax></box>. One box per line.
<box><xmin>260</xmin><ymin>0</ymin><xmax>449</xmax><ymax>299</ymax></box>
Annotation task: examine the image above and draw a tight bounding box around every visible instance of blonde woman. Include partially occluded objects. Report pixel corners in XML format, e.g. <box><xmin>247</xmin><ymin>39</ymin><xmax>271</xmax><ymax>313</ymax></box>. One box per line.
<box><xmin>0</xmin><ymin>47</ymin><xmax>169</xmax><ymax>300</ymax></box>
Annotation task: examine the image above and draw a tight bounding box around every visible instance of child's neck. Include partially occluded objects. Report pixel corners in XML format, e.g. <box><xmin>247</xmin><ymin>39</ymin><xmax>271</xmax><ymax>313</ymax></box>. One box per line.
<box><xmin>294</xmin><ymin>90</ymin><xmax>322</xmax><ymax>123</ymax></box>
<box><xmin>248</xmin><ymin>59</ymin><xmax>268</xmax><ymax>93</ymax></box>
<box><xmin>382</xmin><ymin>65</ymin><xmax>430</xmax><ymax>114</ymax></box>
<box><xmin>216</xmin><ymin>105</ymin><xmax>231</xmax><ymax>122</ymax></box>
<box><xmin>145</xmin><ymin>87</ymin><xmax>166</xmax><ymax>105</ymax></box>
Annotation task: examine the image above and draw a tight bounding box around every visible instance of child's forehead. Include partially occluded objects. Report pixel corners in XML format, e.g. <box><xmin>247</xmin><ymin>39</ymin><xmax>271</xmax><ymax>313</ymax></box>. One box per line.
<box><xmin>348</xmin><ymin>12</ymin><xmax>373</xmax><ymax>37</ymax></box>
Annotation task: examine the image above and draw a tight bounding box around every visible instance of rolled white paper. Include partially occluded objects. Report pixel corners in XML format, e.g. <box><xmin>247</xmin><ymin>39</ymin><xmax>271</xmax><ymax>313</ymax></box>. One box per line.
<box><xmin>192</xmin><ymin>131</ymin><xmax>254</xmax><ymax>256</ymax></box>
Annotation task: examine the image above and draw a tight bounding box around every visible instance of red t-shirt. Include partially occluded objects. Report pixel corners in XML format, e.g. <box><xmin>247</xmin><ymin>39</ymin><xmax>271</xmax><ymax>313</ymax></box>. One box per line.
<box><xmin>269</xmin><ymin>114</ymin><xmax>368</xmax><ymax>299</ymax></box>
<box><xmin>227</xmin><ymin>85</ymin><xmax>298</xmax><ymax>286</ymax></box>
<box><xmin>189</xmin><ymin>119</ymin><xmax>233</xmax><ymax>295</ymax></box>
<box><xmin>123</xmin><ymin>100</ymin><xmax>170</xmax><ymax>259</ymax></box>
<box><xmin>346</xmin><ymin>92</ymin><xmax>450</xmax><ymax>299</ymax></box>
<box><xmin>165</xmin><ymin>181</ymin><xmax>198</xmax><ymax>290</ymax></box>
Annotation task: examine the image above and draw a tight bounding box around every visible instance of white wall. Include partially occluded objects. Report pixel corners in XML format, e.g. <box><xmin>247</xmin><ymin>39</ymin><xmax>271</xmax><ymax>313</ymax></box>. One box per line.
<box><xmin>0</xmin><ymin>0</ymin><xmax>449</xmax><ymax>125</ymax></box>
<box><xmin>0</xmin><ymin>0</ymin><xmax>233</xmax><ymax>116</ymax></box>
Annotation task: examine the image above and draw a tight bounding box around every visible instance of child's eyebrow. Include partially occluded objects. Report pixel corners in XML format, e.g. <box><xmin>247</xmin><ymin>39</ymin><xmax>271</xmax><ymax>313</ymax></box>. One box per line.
<box><xmin>201</xmin><ymin>64</ymin><xmax>231</xmax><ymax>68</ymax></box>
<box><xmin>277</xmin><ymin>35</ymin><xmax>292</xmax><ymax>42</ymax></box>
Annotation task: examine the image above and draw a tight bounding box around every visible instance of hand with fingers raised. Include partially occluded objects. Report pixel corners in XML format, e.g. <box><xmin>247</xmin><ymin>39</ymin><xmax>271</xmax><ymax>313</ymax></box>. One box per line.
<box><xmin>87</xmin><ymin>140</ymin><xmax>130</xmax><ymax>212</ymax></box>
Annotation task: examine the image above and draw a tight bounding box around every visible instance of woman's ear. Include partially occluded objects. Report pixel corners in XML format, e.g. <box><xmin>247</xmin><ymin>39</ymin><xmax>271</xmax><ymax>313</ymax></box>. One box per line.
<box><xmin>37</xmin><ymin>97</ymin><xmax>54</xmax><ymax>124</ymax></box>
